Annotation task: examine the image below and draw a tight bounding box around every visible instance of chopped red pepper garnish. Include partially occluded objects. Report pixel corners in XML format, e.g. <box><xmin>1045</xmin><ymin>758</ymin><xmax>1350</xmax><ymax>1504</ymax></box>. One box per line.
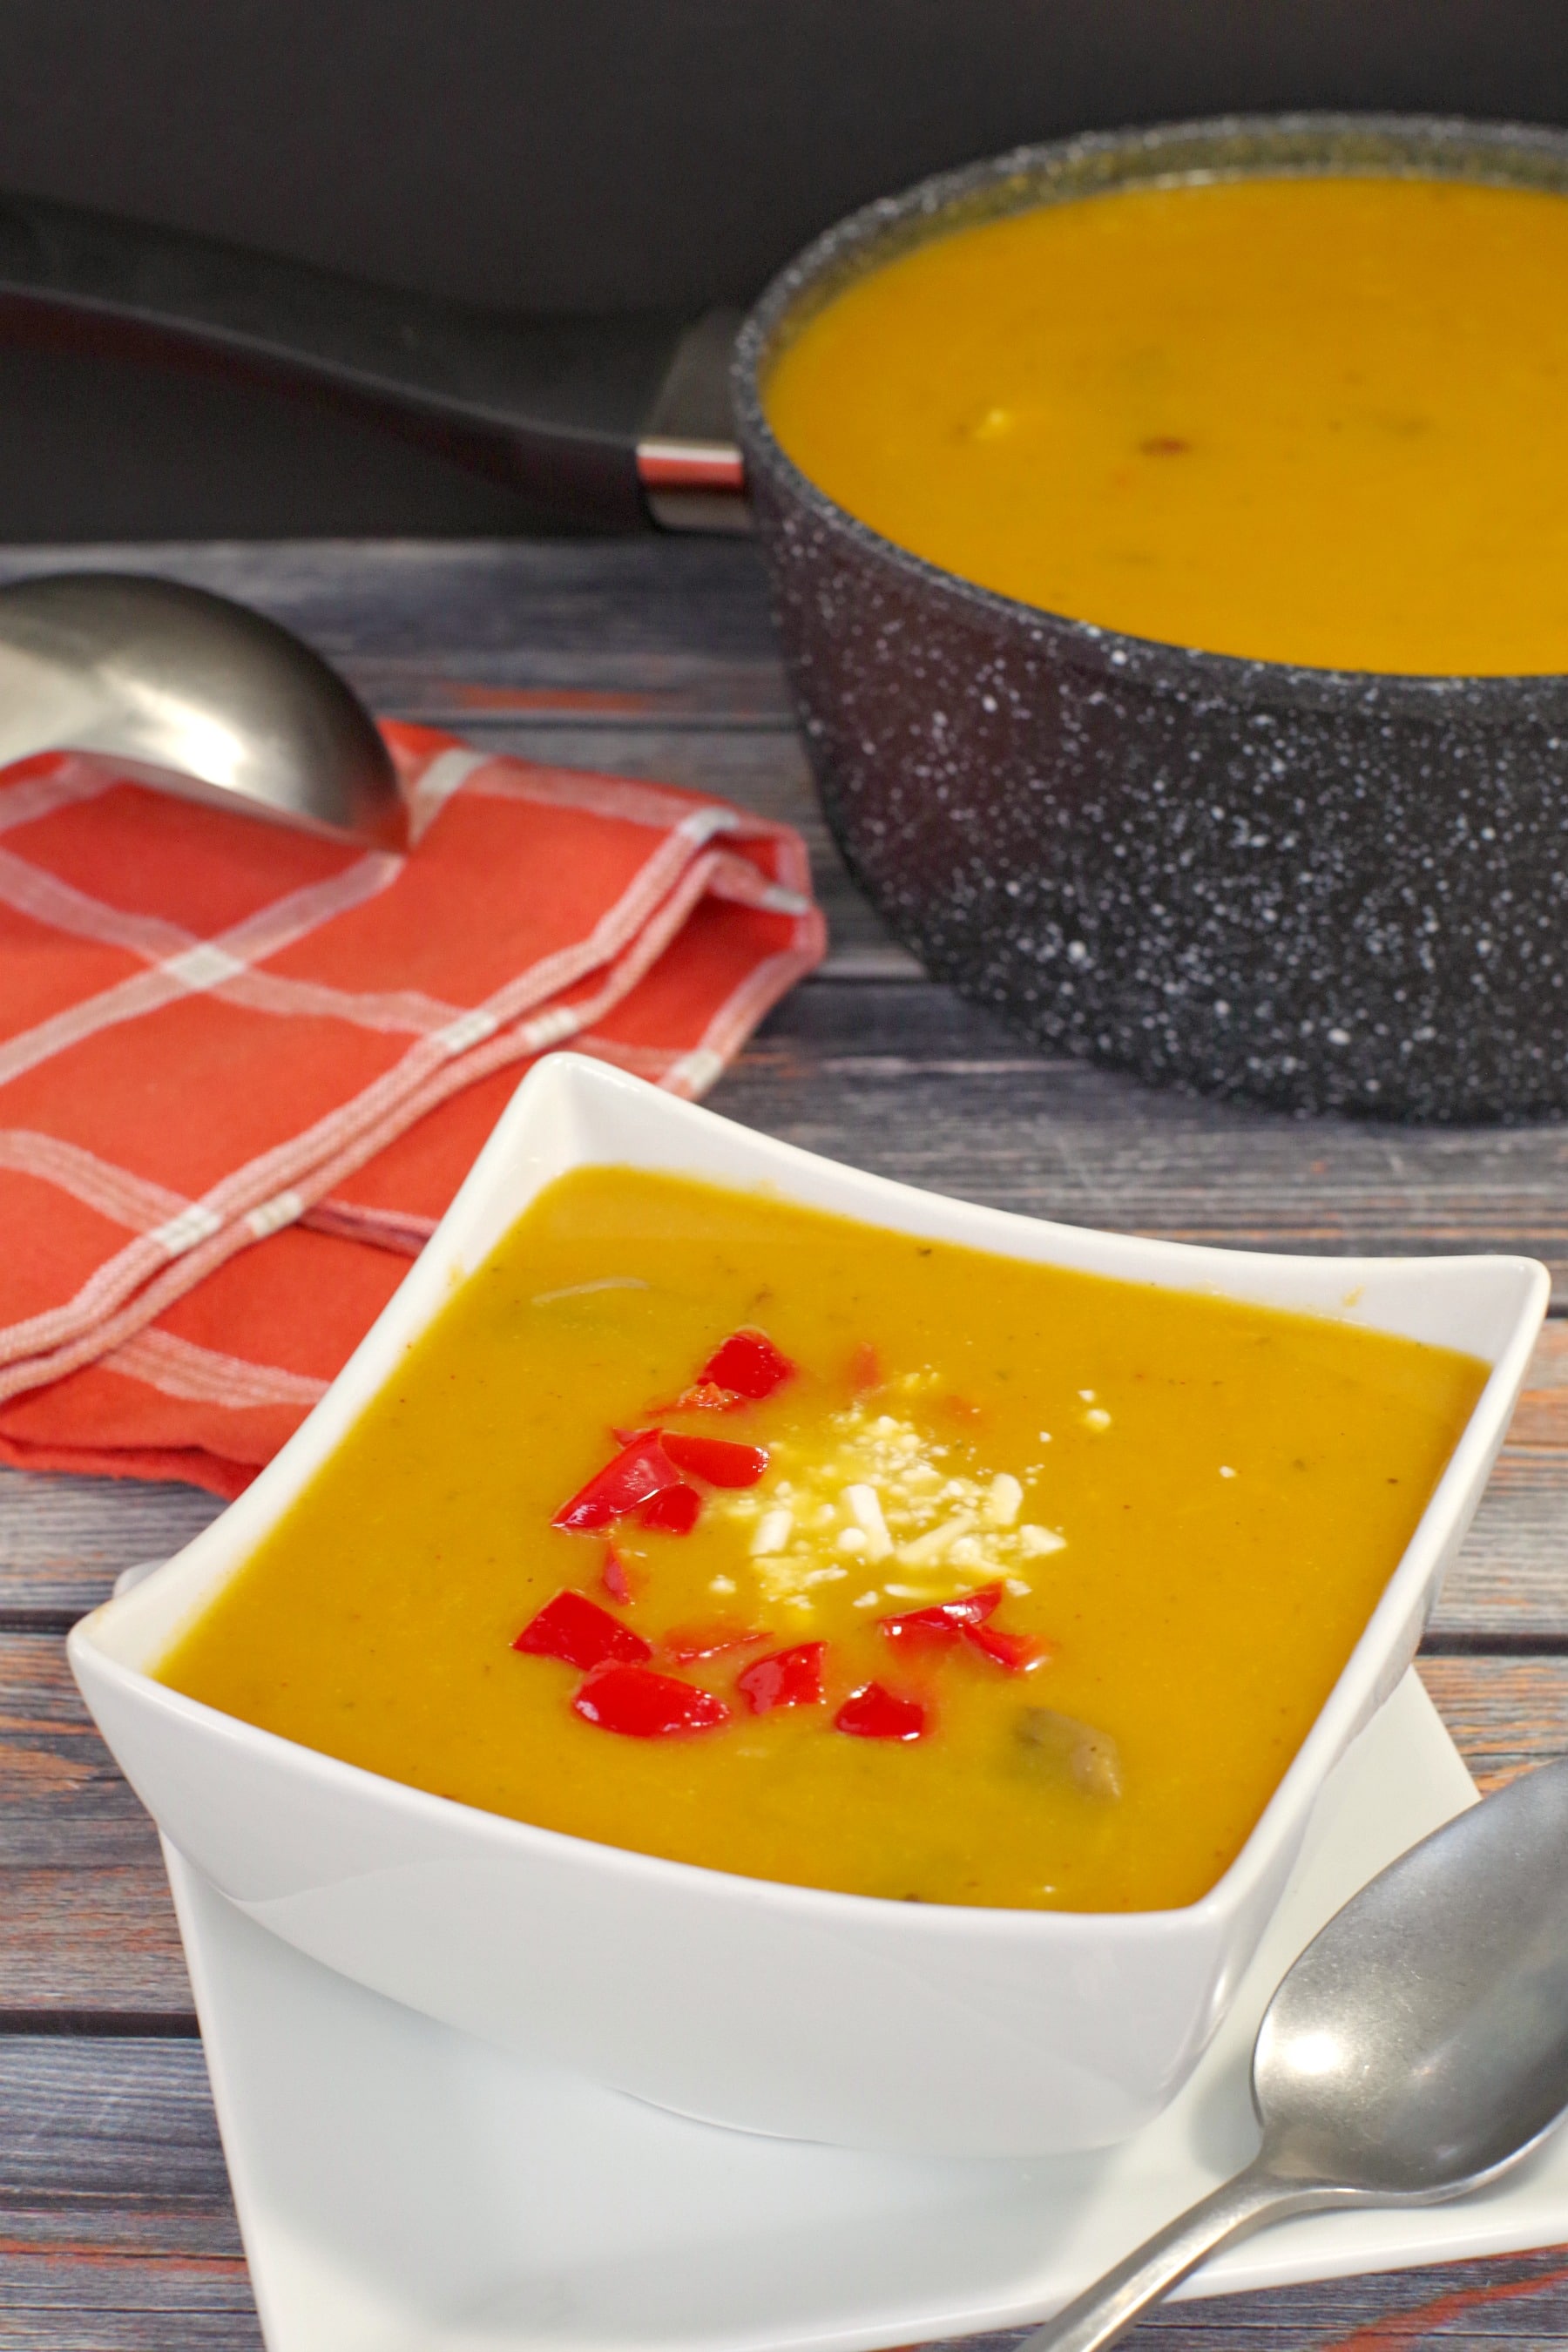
<box><xmin>737</xmin><ymin>1641</ymin><xmax>826</xmax><ymax>1714</ymax></box>
<box><xmin>662</xmin><ymin>1621</ymin><xmax>772</xmax><ymax>1663</ymax></box>
<box><xmin>638</xmin><ymin>1481</ymin><xmax>702</xmax><ymax>1534</ymax></box>
<box><xmin>848</xmin><ymin>1341</ymin><xmax>882</xmax><ymax>1395</ymax></box>
<box><xmin>878</xmin><ymin>1586</ymin><xmax>1049</xmax><ymax>1672</ymax></box>
<box><xmin>552</xmin><ymin>1435</ymin><xmax>683</xmax><ymax>1531</ymax></box>
<box><xmin>698</xmin><ymin>1328</ymin><xmax>797</xmax><ymax>1402</ymax></box>
<box><xmin>659</xmin><ymin>1432</ymin><xmax>769</xmax><ymax>1487</ymax></box>
<box><xmin>879</xmin><ymin>1585</ymin><xmax>1004</xmax><ymax>1652</ymax></box>
<box><xmin>835</xmin><ymin>1681</ymin><xmax>928</xmax><ymax>1741</ymax></box>
<box><xmin>600</xmin><ymin>1548</ymin><xmax>635</xmax><ymax>1605</ymax></box>
<box><xmin>513</xmin><ymin>1590</ymin><xmax>652</xmax><ymax>1669</ymax></box>
<box><xmin>963</xmin><ymin>1624</ymin><xmax>1054</xmax><ymax>1673</ymax></box>
<box><xmin>572</xmin><ymin>1662</ymin><xmax>729</xmax><ymax>1737</ymax></box>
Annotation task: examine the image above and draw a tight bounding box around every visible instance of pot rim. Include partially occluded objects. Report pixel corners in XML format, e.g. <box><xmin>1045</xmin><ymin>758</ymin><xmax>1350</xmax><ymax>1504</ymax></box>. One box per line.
<box><xmin>733</xmin><ymin>110</ymin><xmax>1568</xmax><ymax>722</ymax></box>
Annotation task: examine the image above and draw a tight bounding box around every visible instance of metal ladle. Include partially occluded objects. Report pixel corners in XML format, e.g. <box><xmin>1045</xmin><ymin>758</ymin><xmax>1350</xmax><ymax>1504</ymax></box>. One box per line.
<box><xmin>0</xmin><ymin>571</ymin><xmax>405</xmax><ymax>848</ymax></box>
<box><xmin>1024</xmin><ymin>1754</ymin><xmax>1568</xmax><ymax>2352</ymax></box>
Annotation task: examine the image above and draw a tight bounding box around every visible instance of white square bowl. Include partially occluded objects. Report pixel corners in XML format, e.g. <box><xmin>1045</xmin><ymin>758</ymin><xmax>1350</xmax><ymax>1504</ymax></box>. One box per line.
<box><xmin>69</xmin><ymin>1053</ymin><xmax>1547</xmax><ymax>2159</ymax></box>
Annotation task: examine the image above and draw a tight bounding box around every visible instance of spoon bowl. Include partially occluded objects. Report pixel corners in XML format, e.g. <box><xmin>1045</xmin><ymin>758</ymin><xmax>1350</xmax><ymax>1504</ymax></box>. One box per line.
<box><xmin>1024</xmin><ymin>1755</ymin><xmax>1568</xmax><ymax>2352</ymax></box>
<box><xmin>1257</xmin><ymin>1754</ymin><xmax>1568</xmax><ymax>2198</ymax></box>
<box><xmin>0</xmin><ymin>571</ymin><xmax>404</xmax><ymax>848</ymax></box>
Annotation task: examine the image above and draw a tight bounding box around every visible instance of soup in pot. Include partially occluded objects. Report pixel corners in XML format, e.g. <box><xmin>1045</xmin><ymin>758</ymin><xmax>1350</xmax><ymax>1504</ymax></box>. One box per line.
<box><xmin>765</xmin><ymin>173</ymin><xmax>1568</xmax><ymax>675</ymax></box>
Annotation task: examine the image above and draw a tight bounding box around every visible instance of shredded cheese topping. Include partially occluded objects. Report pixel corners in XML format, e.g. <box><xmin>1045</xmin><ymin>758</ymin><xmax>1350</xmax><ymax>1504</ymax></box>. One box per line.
<box><xmin>719</xmin><ymin>1383</ymin><xmax>1065</xmax><ymax>1616</ymax></box>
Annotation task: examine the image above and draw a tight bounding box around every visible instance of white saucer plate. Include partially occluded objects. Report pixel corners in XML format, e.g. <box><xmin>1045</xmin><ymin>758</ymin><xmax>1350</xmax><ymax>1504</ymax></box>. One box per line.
<box><xmin>166</xmin><ymin>1669</ymin><xmax>1568</xmax><ymax>2352</ymax></box>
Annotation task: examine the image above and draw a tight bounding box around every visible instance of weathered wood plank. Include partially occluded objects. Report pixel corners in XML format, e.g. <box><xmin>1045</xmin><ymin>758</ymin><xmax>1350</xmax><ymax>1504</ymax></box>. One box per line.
<box><xmin>1428</xmin><ymin>1326</ymin><xmax>1568</xmax><ymax>1639</ymax></box>
<box><xmin>0</xmin><ymin>539</ymin><xmax>794</xmax><ymax>722</ymax></box>
<box><xmin>3</xmin><ymin>2037</ymin><xmax>1568</xmax><ymax>2350</ymax></box>
<box><xmin>2</xmin><ymin>1642</ymin><xmax>1565</xmax><ymax>2024</ymax></box>
<box><xmin>410</xmin><ymin>715</ymin><xmax>816</xmax><ymax>810</ymax></box>
<box><xmin>720</xmin><ymin>985</ymin><xmax>1568</xmax><ymax>1296</ymax></box>
<box><xmin>0</xmin><ymin>2038</ymin><xmax>231</xmax><ymax>2208</ymax></box>
<box><xmin>1504</xmin><ymin>1320</ymin><xmax>1568</xmax><ymax>1441</ymax></box>
<box><xmin>0</xmin><ymin>2288</ymin><xmax>257</xmax><ymax>2352</ymax></box>
<box><xmin>3</xmin><ymin>1411</ymin><xmax>1567</xmax><ymax>1638</ymax></box>
<box><xmin>9</xmin><ymin>2268</ymin><xmax>1568</xmax><ymax>2352</ymax></box>
<box><xmin>8</xmin><ymin>2252</ymin><xmax>1568</xmax><ymax>2352</ymax></box>
<box><xmin>0</xmin><ymin>1633</ymin><xmax>162</xmax><ymax>1871</ymax></box>
<box><xmin>0</xmin><ymin>1633</ymin><xmax>189</xmax><ymax>2017</ymax></box>
<box><xmin>5</xmin><ymin>1330</ymin><xmax>1568</xmax><ymax>1644</ymax></box>
<box><xmin>1439</xmin><ymin>1455</ymin><xmax>1568</xmax><ymax>1639</ymax></box>
<box><xmin>1416</xmin><ymin>1656</ymin><xmax>1568</xmax><ymax>1788</ymax></box>
<box><xmin>0</xmin><ymin>1862</ymin><xmax>191</xmax><ymax>2025</ymax></box>
<box><xmin>0</xmin><ymin>1474</ymin><xmax>222</xmax><ymax>1625</ymax></box>
<box><xmin>0</xmin><ymin>2039</ymin><xmax>255</xmax><ymax>2349</ymax></box>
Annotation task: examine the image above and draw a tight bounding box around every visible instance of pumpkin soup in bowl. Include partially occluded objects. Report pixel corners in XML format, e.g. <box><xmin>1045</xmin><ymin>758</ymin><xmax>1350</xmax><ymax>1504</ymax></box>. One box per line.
<box><xmin>69</xmin><ymin>1055</ymin><xmax>1546</xmax><ymax>2153</ymax></box>
<box><xmin>154</xmin><ymin>1163</ymin><xmax>1485</xmax><ymax>1913</ymax></box>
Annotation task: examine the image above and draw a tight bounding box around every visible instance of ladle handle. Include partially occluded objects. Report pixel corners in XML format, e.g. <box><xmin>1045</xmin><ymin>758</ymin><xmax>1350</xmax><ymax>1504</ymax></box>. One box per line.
<box><xmin>0</xmin><ymin>189</ymin><xmax>745</xmax><ymax>531</ymax></box>
<box><xmin>1017</xmin><ymin>2162</ymin><xmax>1342</xmax><ymax>2352</ymax></box>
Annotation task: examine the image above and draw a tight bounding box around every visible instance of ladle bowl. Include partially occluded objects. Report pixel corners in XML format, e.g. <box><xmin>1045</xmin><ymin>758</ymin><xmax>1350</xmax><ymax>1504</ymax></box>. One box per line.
<box><xmin>0</xmin><ymin>571</ymin><xmax>404</xmax><ymax>848</ymax></box>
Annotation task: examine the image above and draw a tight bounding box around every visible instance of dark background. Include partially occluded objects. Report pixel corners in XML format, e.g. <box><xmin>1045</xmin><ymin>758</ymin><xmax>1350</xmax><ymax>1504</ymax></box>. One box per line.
<box><xmin>1</xmin><ymin>0</ymin><xmax>1563</xmax><ymax>539</ymax></box>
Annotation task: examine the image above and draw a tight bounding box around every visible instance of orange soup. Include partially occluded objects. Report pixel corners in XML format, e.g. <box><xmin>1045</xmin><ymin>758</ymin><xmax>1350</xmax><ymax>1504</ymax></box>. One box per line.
<box><xmin>765</xmin><ymin>174</ymin><xmax>1568</xmax><ymax>674</ymax></box>
<box><xmin>156</xmin><ymin>1167</ymin><xmax>1485</xmax><ymax>1910</ymax></box>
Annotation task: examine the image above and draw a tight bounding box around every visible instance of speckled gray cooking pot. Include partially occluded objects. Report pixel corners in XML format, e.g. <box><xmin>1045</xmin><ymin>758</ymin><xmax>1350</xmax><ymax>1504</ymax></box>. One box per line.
<box><xmin>733</xmin><ymin>113</ymin><xmax>1568</xmax><ymax>1122</ymax></box>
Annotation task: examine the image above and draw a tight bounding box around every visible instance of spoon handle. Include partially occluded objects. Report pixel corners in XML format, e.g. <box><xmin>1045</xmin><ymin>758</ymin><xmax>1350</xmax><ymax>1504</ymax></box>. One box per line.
<box><xmin>1017</xmin><ymin>2161</ymin><xmax>1342</xmax><ymax>2352</ymax></box>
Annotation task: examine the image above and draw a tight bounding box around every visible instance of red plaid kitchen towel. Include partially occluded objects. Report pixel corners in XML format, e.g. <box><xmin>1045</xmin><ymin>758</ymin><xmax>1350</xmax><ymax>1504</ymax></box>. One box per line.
<box><xmin>0</xmin><ymin>720</ymin><xmax>825</xmax><ymax>1497</ymax></box>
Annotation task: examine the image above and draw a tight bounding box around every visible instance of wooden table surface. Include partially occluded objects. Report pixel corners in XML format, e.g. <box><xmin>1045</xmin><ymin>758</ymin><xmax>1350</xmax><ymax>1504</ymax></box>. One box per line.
<box><xmin>7</xmin><ymin>535</ymin><xmax>1568</xmax><ymax>2351</ymax></box>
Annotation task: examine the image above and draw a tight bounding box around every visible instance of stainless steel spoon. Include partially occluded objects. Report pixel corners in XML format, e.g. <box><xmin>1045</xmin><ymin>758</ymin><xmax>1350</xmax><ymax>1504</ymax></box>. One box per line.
<box><xmin>1023</xmin><ymin>1754</ymin><xmax>1568</xmax><ymax>2352</ymax></box>
<box><xmin>0</xmin><ymin>571</ymin><xmax>404</xmax><ymax>848</ymax></box>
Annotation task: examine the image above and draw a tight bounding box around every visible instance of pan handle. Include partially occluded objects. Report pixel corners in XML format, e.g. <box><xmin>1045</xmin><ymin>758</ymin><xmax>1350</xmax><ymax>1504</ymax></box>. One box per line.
<box><xmin>0</xmin><ymin>191</ymin><xmax>748</xmax><ymax>531</ymax></box>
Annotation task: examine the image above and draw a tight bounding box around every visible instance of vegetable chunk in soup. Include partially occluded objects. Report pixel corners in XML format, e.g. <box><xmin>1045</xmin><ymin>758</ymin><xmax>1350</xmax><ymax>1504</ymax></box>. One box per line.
<box><xmin>156</xmin><ymin>1169</ymin><xmax>1485</xmax><ymax>1911</ymax></box>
